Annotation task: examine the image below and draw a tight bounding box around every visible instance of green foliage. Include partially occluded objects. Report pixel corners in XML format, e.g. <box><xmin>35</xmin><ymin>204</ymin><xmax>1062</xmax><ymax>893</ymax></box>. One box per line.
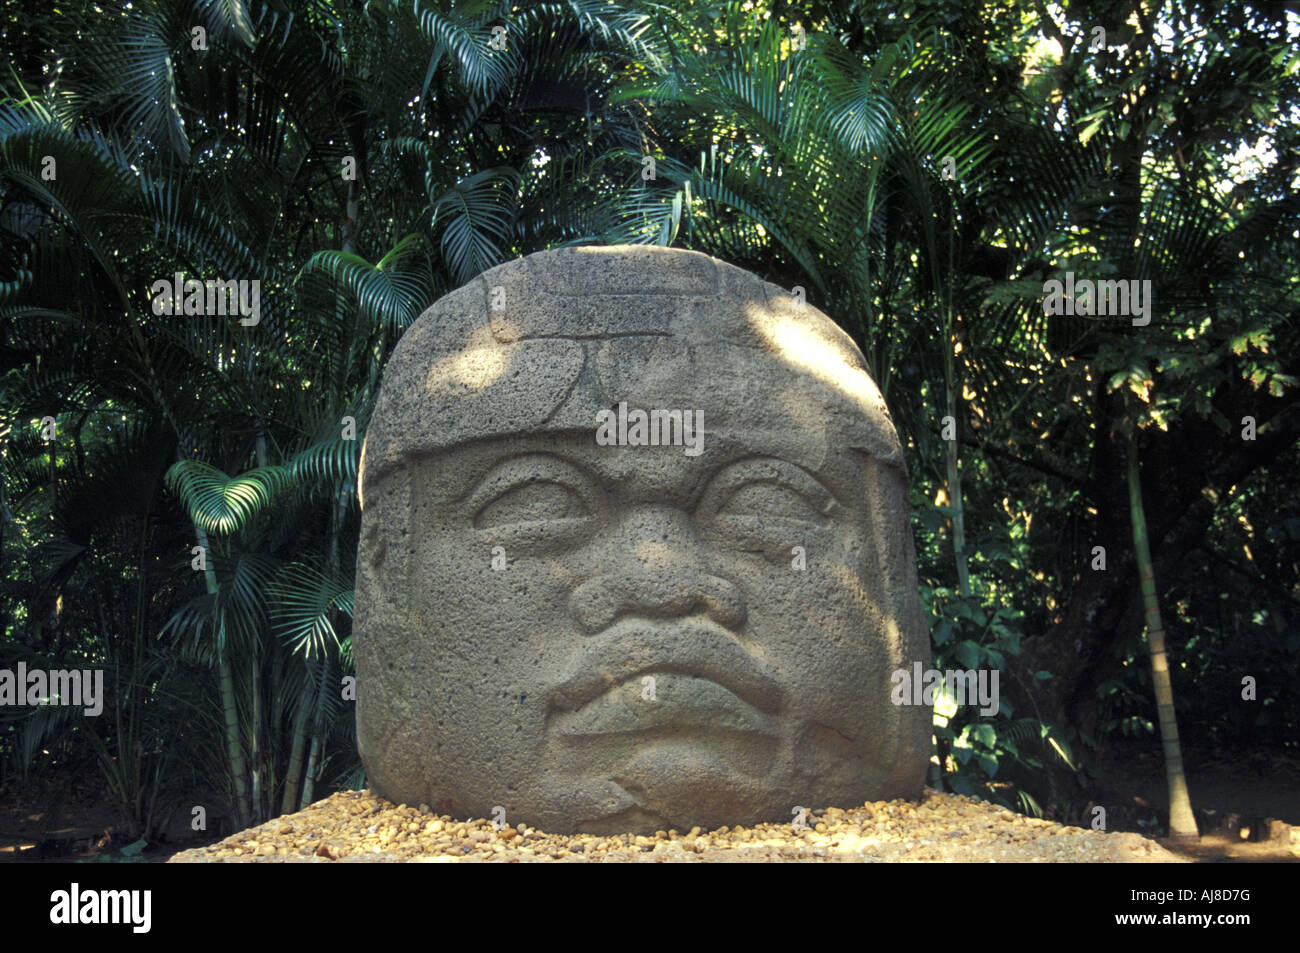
<box><xmin>1</xmin><ymin>0</ymin><xmax>1296</xmax><ymax>833</ymax></box>
<box><xmin>920</xmin><ymin>575</ymin><xmax>1077</xmax><ymax>812</ymax></box>
<box><xmin>165</xmin><ymin>461</ymin><xmax>295</xmax><ymax>536</ymax></box>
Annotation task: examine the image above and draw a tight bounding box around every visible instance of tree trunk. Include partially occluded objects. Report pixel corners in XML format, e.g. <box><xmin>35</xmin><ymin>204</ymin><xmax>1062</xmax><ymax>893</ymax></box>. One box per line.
<box><xmin>249</xmin><ymin>434</ymin><xmax>269</xmax><ymax>822</ymax></box>
<box><xmin>342</xmin><ymin>175</ymin><xmax>360</xmax><ymax>256</ymax></box>
<box><xmin>944</xmin><ymin>385</ymin><xmax>970</xmax><ymax>597</ymax></box>
<box><xmin>250</xmin><ymin>661</ymin><xmax>263</xmax><ymax>823</ymax></box>
<box><xmin>280</xmin><ymin>692</ymin><xmax>312</xmax><ymax>815</ymax></box>
<box><xmin>193</xmin><ymin>521</ymin><xmax>251</xmax><ymax>828</ymax></box>
<box><xmin>300</xmin><ymin>653</ymin><xmax>332</xmax><ymax>810</ymax></box>
<box><xmin>1126</xmin><ymin>435</ymin><xmax>1198</xmax><ymax>842</ymax></box>
<box><xmin>217</xmin><ymin>647</ymin><xmax>250</xmax><ymax>828</ymax></box>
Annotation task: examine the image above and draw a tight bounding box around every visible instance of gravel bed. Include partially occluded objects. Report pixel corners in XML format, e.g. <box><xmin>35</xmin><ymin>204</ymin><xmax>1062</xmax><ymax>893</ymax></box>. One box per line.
<box><xmin>168</xmin><ymin>788</ymin><xmax>1181</xmax><ymax>863</ymax></box>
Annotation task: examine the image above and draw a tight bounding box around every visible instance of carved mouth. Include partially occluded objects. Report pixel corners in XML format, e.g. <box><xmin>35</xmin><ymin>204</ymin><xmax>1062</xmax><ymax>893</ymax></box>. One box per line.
<box><xmin>550</xmin><ymin>670</ymin><xmax>779</xmax><ymax>737</ymax></box>
<box><xmin>545</xmin><ymin>618</ymin><xmax>783</xmax><ymax>735</ymax></box>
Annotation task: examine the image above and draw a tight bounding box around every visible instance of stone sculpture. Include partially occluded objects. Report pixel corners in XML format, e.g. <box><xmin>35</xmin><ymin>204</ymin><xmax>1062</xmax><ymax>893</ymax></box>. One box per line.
<box><xmin>354</xmin><ymin>245</ymin><xmax>931</xmax><ymax>834</ymax></box>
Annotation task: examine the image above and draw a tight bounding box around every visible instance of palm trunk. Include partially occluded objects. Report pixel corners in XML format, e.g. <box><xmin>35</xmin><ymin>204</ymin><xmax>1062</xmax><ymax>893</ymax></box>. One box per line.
<box><xmin>940</xmin><ymin>216</ymin><xmax>970</xmax><ymax>598</ymax></box>
<box><xmin>302</xmin><ymin>478</ymin><xmax>353</xmax><ymax>811</ymax></box>
<box><xmin>280</xmin><ymin>692</ymin><xmax>312</xmax><ymax>815</ymax></box>
<box><xmin>942</xmin><ymin>291</ymin><xmax>970</xmax><ymax>598</ymax></box>
<box><xmin>248</xmin><ymin>435</ymin><xmax>270</xmax><ymax>822</ymax></box>
<box><xmin>217</xmin><ymin>643</ymin><xmax>250</xmax><ymax>828</ymax></box>
<box><xmin>1126</xmin><ymin>436</ymin><xmax>1198</xmax><ymax>841</ymax></box>
<box><xmin>250</xmin><ymin>662</ymin><xmax>262</xmax><ymax>822</ymax></box>
<box><xmin>342</xmin><ymin>175</ymin><xmax>360</xmax><ymax>255</ymax></box>
<box><xmin>193</xmin><ymin>520</ymin><xmax>251</xmax><ymax>828</ymax></box>
<box><xmin>945</xmin><ymin>385</ymin><xmax>971</xmax><ymax>597</ymax></box>
<box><xmin>301</xmin><ymin>728</ymin><xmax>322</xmax><ymax>809</ymax></box>
<box><xmin>300</xmin><ymin>653</ymin><xmax>332</xmax><ymax>809</ymax></box>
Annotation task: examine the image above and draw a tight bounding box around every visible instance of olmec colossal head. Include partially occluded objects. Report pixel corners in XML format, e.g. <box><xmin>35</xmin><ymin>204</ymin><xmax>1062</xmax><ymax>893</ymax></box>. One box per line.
<box><xmin>355</xmin><ymin>245</ymin><xmax>931</xmax><ymax>834</ymax></box>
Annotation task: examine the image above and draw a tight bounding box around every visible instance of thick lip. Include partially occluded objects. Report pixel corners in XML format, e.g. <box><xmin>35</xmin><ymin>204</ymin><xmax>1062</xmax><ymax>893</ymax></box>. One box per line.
<box><xmin>545</xmin><ymin>616</ymin><xmax>783</xmax><ymax>716</ymax></box>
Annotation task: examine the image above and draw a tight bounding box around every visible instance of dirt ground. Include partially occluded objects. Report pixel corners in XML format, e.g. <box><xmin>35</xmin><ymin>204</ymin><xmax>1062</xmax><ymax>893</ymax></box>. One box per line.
<box><xmin>4</xmin><ymin>743</ymin><xmax>1295</xmax><ymax>863</ymax></box>
<box><xmin>1087</xmin><ymin>745</ymin><xmax>1300</xmax><ymax>862</ymax></box>
<box><xmin>167</xmin><ymin>787</ymin><xmax>1184</xmax><ymax>863</ymax></box>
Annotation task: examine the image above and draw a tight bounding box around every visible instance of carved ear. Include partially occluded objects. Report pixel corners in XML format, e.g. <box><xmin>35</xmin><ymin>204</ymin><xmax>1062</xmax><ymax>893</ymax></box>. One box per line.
<box><xmin>362</xmin><ymin>520</ymin><xmax>387</xmax><ymax>573</ymax></box>
<box><xmin>861</xmin><ymin>451</ymin><xmax>928</xmax><ymax>659</ymax></box>
<box><xmin>355</xmin><ymin>468</ymin><xmax>411</xmax><ymax>614</ymax></box>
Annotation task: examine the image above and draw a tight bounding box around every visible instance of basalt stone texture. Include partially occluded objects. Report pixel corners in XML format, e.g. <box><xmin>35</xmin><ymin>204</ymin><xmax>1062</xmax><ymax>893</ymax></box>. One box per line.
<box><xmin>354</xmin><ymin>245</ymin><xmax>931</xmax><ymax>835</ymax></box>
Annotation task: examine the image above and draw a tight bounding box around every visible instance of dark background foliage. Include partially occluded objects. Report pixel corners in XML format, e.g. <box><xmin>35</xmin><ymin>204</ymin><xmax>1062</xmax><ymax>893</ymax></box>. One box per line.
<box><xmin>0</xmin><ymin>0</ymin><xmax>1295</xmax><ymax>845</ymax></box>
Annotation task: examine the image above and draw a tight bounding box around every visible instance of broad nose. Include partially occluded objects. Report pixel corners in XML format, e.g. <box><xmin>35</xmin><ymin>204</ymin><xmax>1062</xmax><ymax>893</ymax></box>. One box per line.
<box><xmin>569</xmin><ymin>505</ymin><xmax>747</xmax><ymax>634</ymax></box>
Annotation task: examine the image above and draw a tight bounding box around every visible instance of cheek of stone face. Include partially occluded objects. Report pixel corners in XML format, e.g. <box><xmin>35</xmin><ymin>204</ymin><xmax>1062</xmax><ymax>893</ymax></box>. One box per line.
<box><xmin>736</xmin><ymin>525</ymin><xmax>894</xmax><ymax>752</ymax></box>
<box><xmin>406</xmin><ymin>536</ymin><xmax>574</xmax><ymax>798</ymax></box>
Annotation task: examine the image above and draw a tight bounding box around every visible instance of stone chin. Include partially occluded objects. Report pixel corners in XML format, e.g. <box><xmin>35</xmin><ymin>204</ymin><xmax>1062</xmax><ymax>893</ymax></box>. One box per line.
<box><xmin>360</xmin><ymin>704</ymin><xmax>920</xmax><ymax>836</ymax></box>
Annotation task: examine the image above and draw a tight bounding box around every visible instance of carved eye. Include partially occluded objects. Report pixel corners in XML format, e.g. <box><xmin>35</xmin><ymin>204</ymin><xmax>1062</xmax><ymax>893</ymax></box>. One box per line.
<box><xmin>715</xmin><ymin>481</ymin><xmax>825</xmax><ymax>523</ymax></box>
<box><xmin>697</xmin><ymin>458</ymin><xmax>834</xmax><ymax>556</ymax></box>
<box><xmin>469</xmin><ymin>454</ymin><xmax>603</xmax><ymax>547</ymax></box>
<box><xmin>476</xmin><ymin>480</ymin><xmax>589</xmax><ymax>527</ymax></box>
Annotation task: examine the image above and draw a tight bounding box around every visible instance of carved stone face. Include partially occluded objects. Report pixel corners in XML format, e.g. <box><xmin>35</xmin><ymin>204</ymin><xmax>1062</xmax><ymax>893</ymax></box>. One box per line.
<box><xmin>355</xmin><ymin>246</ymin><xmax>930</xmax><ymax>834</ymax></box>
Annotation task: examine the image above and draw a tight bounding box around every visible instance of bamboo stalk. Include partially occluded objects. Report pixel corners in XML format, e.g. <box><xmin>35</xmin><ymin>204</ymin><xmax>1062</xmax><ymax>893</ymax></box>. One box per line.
<box><xmin>1127</xmin><ymin>437</ymin><xmax>1199</xmax><ymax>842</ymax></box>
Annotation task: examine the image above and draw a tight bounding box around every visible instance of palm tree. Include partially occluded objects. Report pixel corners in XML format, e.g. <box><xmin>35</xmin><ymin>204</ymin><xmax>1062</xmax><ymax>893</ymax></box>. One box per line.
<box><xmin>1</xmin><ymin>0</ymin><xmax>666</xmax><ymax>826</ymax></box>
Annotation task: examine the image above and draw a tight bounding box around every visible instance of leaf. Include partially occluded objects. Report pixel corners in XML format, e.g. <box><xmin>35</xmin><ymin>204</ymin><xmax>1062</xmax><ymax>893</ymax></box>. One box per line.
<box><xmin>288</xmin><ymin>438</ymin><xmax>361</xmax><ymax>487</ymax></box>
<box><xmin>976</xmin><ymin>541</ymin><xmax>1014</xmax><ymax>564</ymax></box>
<box><xmin>430</xmin><ymin>168</ymin><xmax>521</xmax><ymax>285</ymax></box>
<box><xmin>956</xmin><ymin>640</ymin><xmax>981</xmax><ymax>669</ymax></box>
<box><xmin>165</xmin><ymin>460</ymin><xmax>294</xmax><ymax>535</ymax></box>
<box><xmin>102</xmin><ymin>6</ymin><xmax>192</xmax><ymax>159</ymax></box>
<box><xmin>1046</xmin><ymin>734</ymin><xmax>1078</xmax><ymax>771</ymax></box>
<box><xmin>1079</xmin><ymin>114</ymin><xmax>1106</xmax><ymax>145</ymax></box>
<box><xmin>268</xmin><ymin>561</ymin><xmax>354</xmax><ymax>658</ymax></box>
<box><xmin>970</xmin><ymin>723</ymin><xmax>997</xmax><ymax>748</ymax></box>
<box><xmin>408</xmin><ymin>0</ymin><xmax>509</xmax><ymax>98</ymax></box>
<box><xmin>932</xmin><ymin>619</ymin><xmax>954</xmax><ymax>645</ymax></box>
<box><xmin>296</xmin><ymin>235</ymin><xmax>431</xmax><ymax>336</ymax></box>
<box><xmin>194</xmin><ymin>0</ymin><xmax>257</xmax><ymax>47</ymax></box>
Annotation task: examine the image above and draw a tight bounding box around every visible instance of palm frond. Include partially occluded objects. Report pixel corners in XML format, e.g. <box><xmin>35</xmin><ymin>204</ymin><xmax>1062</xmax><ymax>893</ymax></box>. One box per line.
<box><xmin>164</xmin><ymin>459</ymin><xmax>295</xmax><ymax>535</ymax></box>
<box><xmin>429</xmin><ymin>167</ymin><xmax>521</xmax><ymax>285</ymax></box>
<box><xmin>288</xmin><ymin>437</ymin><xmax>360</xmax><ymax>487</ymax></box>
<box><xmin>295</xmin><ymin>233</ymin><xmax>431</xmax><ymax>336</ymax></box>
<box><xmin>268</xmin><ymin>561</ymin><xmax>353</xmax><ymax>659</ymax></box>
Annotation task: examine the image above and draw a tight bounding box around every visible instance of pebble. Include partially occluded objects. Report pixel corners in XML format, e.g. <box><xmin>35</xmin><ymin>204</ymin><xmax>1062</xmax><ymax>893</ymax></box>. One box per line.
<box><xmin>167</xmin><ymin>787</ymin><xmax>1183</xmax><ymax>864</ymax></box>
